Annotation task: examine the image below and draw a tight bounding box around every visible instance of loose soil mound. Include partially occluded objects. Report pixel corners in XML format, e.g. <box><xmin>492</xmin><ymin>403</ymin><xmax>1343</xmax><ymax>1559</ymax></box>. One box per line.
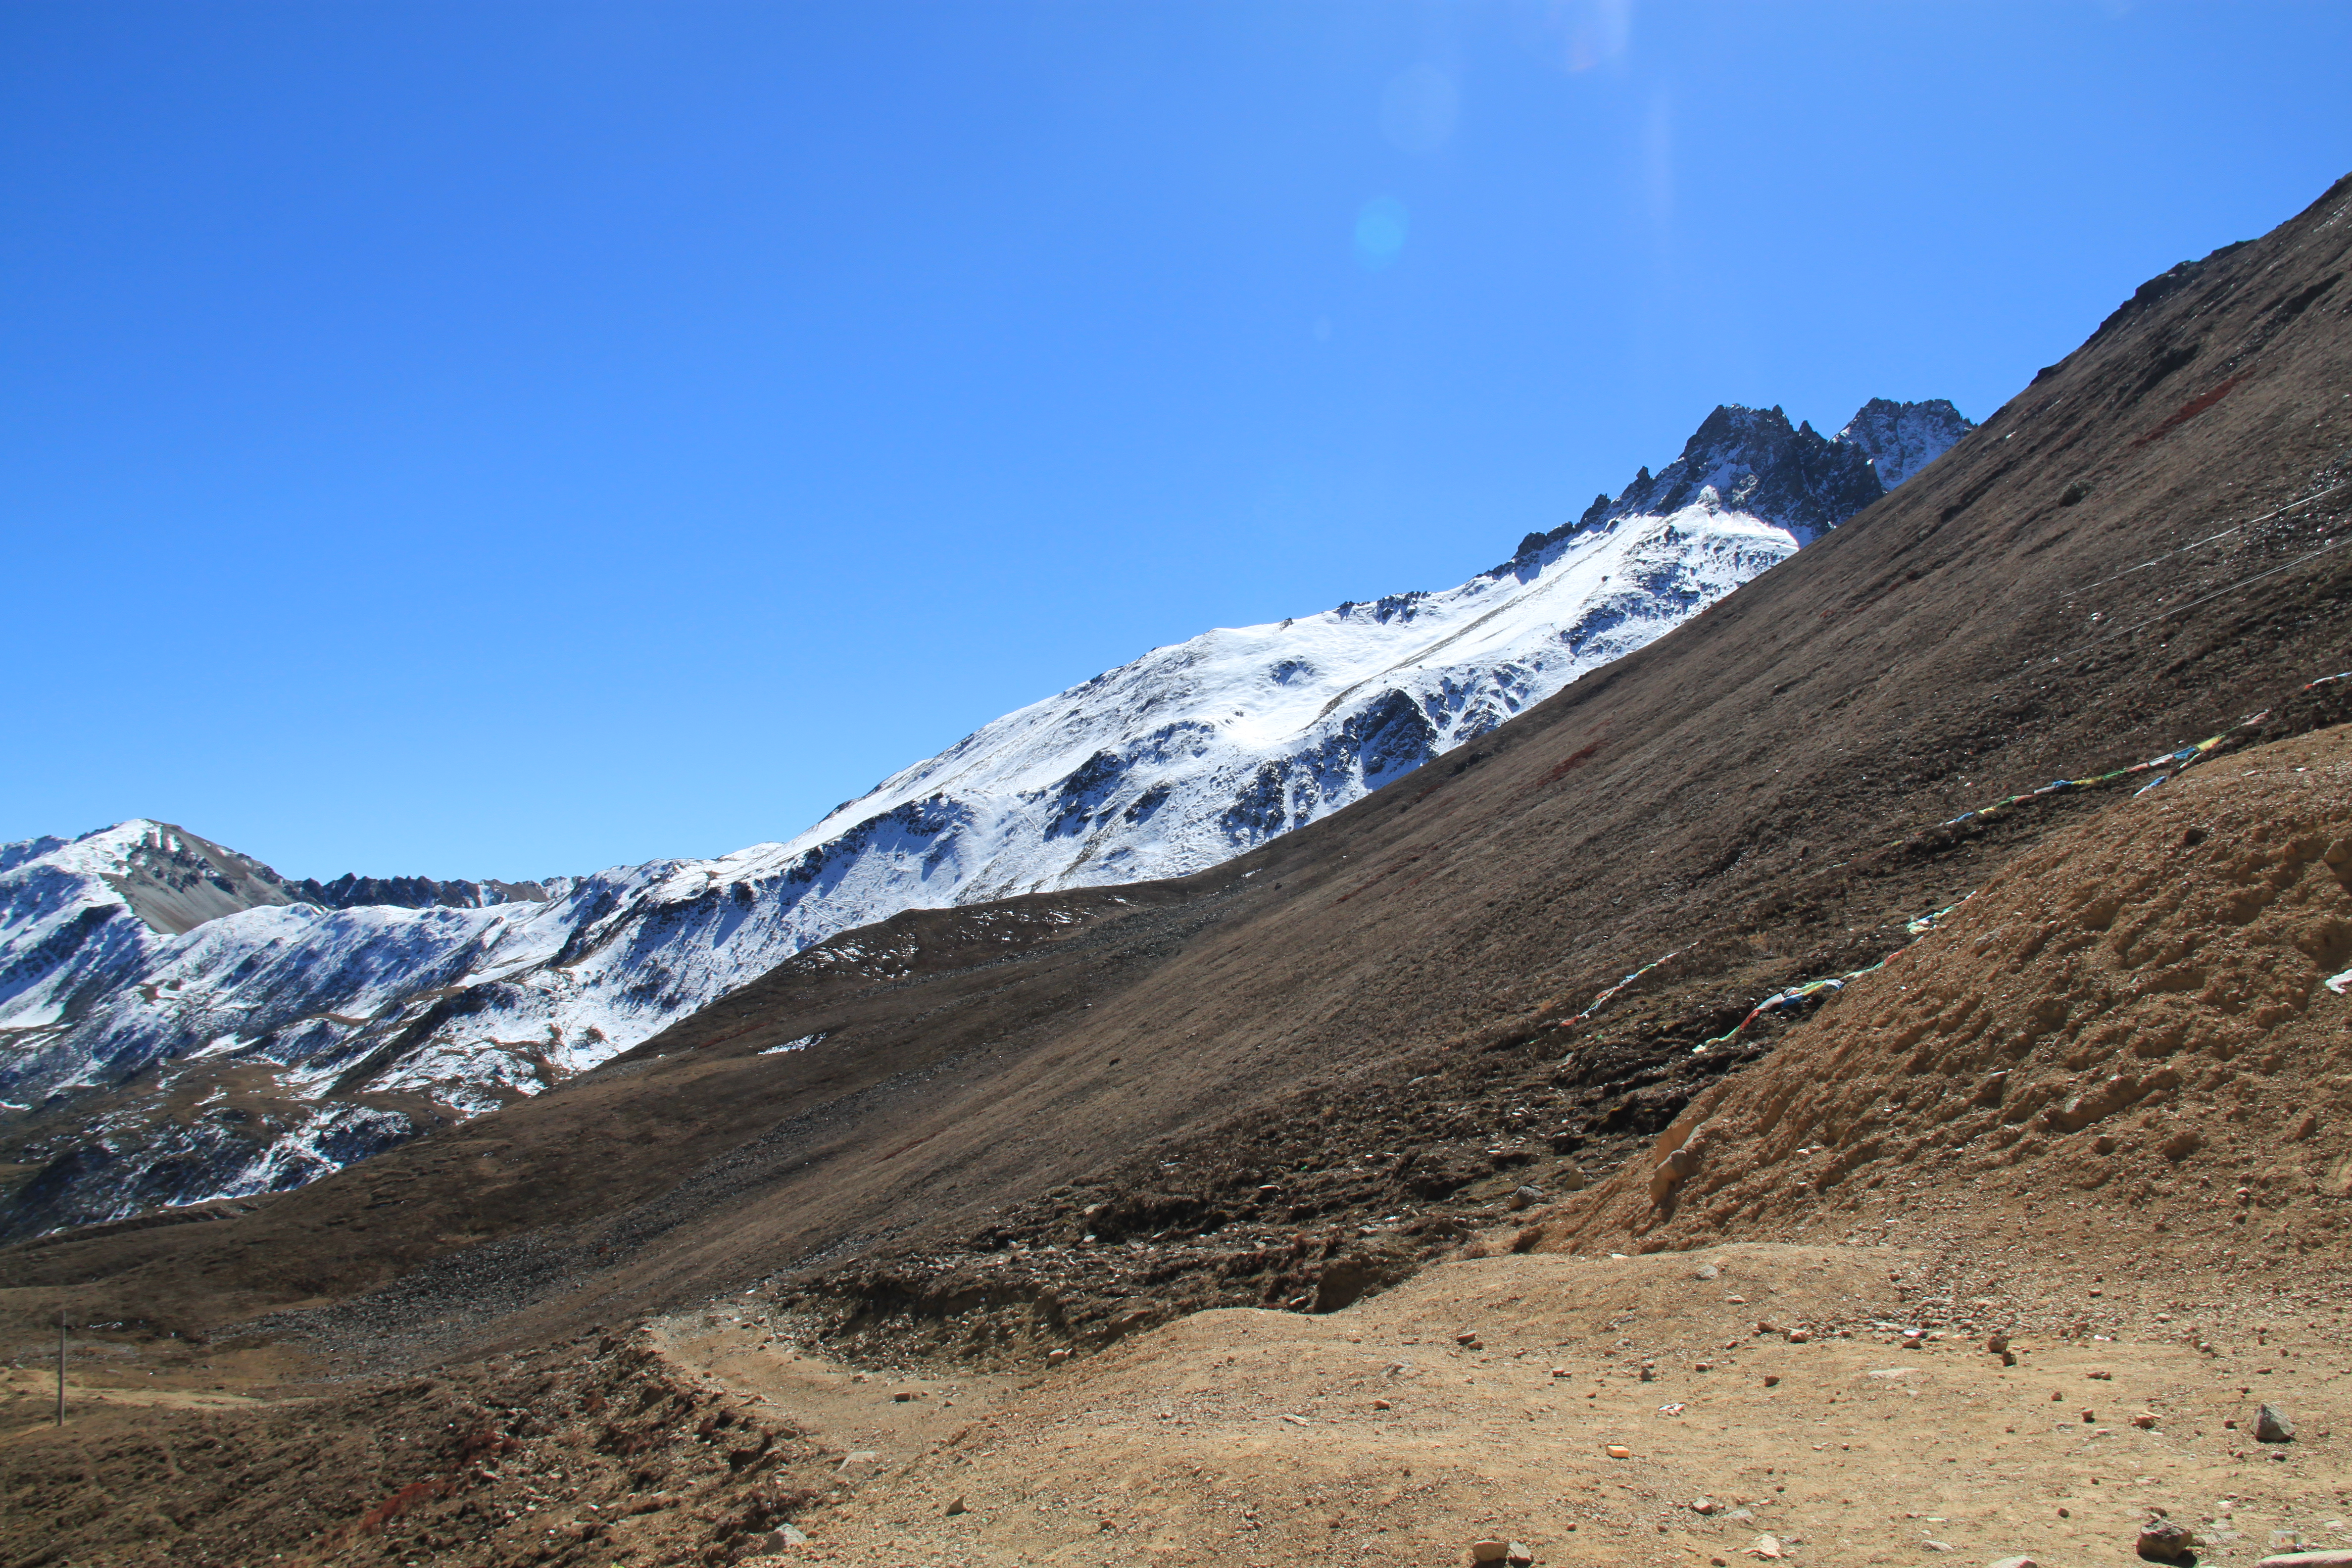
<box><xmin>1541</xmin><ymin>725</ymin><xmax>2352</xmax><ymax>1280</ymax></box>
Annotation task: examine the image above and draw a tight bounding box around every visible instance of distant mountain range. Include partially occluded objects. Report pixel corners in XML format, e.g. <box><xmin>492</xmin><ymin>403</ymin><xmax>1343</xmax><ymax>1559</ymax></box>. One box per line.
<box><xmin>0</xmin><ymin>397</ymin><xmax>1970</xmax><ymax>1237</ymax></box>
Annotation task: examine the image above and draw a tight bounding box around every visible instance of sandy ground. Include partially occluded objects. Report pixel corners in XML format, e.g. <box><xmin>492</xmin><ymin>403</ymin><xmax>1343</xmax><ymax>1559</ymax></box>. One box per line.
<box><xmin>663</xmin><ymin>1244</ymin><xmax>2349</xmax><ymax>1567</ymax></box>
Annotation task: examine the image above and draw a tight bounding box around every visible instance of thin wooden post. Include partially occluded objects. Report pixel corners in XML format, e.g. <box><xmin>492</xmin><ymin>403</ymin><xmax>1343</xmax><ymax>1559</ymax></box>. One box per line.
<box><xmin>55</xmin><ymin>1310</ymin><xmax>66</xmax><ymax>1426</ymax></box>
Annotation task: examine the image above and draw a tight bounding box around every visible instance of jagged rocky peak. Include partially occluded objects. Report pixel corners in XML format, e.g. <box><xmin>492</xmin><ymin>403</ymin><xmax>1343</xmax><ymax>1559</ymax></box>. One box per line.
<box><xmin>1836</xmin><ymin>397</ymin><xmax>1976</xmax><ymax>490</ymax></box>
<box><xmin>1589</xmin><ymin>403</ymin><xmax>1880</xmax><ymax>543</ymax></box>
<box><xmin>287</xmin><ymin>872</ymin><xmax>561</xmax><ymax>911</ymax></box>
<box><xmin>1517</xmin><ymin>397</ymin><xmax>1973</xmax><ymax>563</ymax></box>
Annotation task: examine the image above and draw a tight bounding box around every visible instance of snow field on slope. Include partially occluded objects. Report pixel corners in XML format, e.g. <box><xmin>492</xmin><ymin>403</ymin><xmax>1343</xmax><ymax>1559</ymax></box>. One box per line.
<box><xmin>0</xmin><ymin>494</ymin><xmax>1803</xmax><ymax>1217</ymax></box>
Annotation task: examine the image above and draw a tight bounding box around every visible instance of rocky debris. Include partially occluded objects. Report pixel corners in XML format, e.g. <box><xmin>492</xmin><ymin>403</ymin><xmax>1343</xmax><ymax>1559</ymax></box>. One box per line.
<box><xmin>1470</xmin><ymin>1539</ymin><xmax>1511</xmax><ymax>1563</ymax></box>
<box><xmin>743</xmin><ymin>1521</ymin><xmax>812</xmax><ymax>1552</ymax></box>
<box><xmin>1986</xmin><ymin>1558</ymin><xmax>2041</xmax><ymax>1568</ymax></box>
<box><xmin>1606</xmin><ymin>1444</ymin><xmax>1632</xmax><ymax>1459</ymax></box>
<box><xmin>835</xmin><ymin>1450</ymin><xmax>883</xmax><ymax>1478</ymax></box>
<box><xmin>0</xmin><ymin>1328</ymin><xmax>831</xmax><ymax>1568</ymax></box>
<box><xmin>944</xmin><ymin>1496</ymin><xmax>967</xmax><ymax>1516</ymax></box>
<box><xmin>774</xmin><ymin>1007</ymin><xmax>1763</xmax><ymax>1370</ymax></box>
<box><xmin>1746</xmin><ymin>1535</ymin><xmax>1786</xmax><ymax>1561</ymax></box>
<box><xmin>2138</xmin><ymin>1514</ymin><xmax>2200</xmax><ymax>1562</ymax></box>
<box><xmin>2255</xmin><ymin>1554</ymin><xmax>2352</xmax><ymax>1568</ymax></box>
<box><xmin>2256</xmin><ymin>1403</ymin><xmax>2296</xmax><ymax>1442</ymax></box>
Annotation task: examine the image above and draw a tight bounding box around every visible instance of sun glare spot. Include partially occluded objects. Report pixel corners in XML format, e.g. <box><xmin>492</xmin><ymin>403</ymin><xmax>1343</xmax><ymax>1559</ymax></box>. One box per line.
<box><xmin>1354</xmin><ymin>196</ymin><xmax>1409</xmax><ymax>271</ymax></box>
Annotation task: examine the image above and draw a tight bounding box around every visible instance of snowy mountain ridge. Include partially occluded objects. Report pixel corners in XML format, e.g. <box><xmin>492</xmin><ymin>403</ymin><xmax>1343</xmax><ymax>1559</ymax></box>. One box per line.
<box><xmin>0</xmin><ymin>397</ymin><xmax>1971</xmax><ymax>1236</ymax></box>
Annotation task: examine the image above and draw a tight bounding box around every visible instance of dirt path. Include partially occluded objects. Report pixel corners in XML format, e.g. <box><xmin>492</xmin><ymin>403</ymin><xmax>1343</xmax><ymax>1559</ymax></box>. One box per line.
<box><xmin>716</xmin><ymin>1245</ymin><xmax>2347</xmax><ymax>1567</ymax></box>
<box><xmin>658</xmin><ymin>1308</ymin><xmax>1026</xmax><ymax>1472</ymax></box>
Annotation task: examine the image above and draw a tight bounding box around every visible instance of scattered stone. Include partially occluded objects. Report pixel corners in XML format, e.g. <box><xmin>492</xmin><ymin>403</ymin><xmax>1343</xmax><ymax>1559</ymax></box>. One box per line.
<box><xmin>1372</xmin><ymin>1398</ymin><xmax>1392</xmax><ymax>1411</ymax></box>
<box><xmin>2255</xmin><ymin>1553</ymin><xmax>2352</xmax><ymax>1567</ymax></box>
<box><xmin>1640</xmin><ymin>1359</ymin><xmax>1658</xmax><ymax>1381</ymax></box>
<box><xmin>1458</xmin><ymin>1331</ymin><xmax>1483</xmax><ymax>1348</ymax></box>
<box><xmin>2138</xmin><ymin>1514</ymin><xmax>2199</xmax><ymax>1562</ymax></box>
<box><xmin>2132</xmin><ymin>1413</ymin><xmax>2159</xmax><ymax>1429</ymax></box>
<box><xmin>1786</xmin><ymin>1329</ymin><xmax>1811</xmax><ymax>1344</ymax></box>
<box><xmin>1606</xmin><ymin>1444</ymin><xmax>1632</xmax><ymax>1459</ymax></box>
<box><xmin>1695</xmin><ymin>1263</ymin><xmax>1721</xmax><ymax>1280</ymax></box>
<box><xmin>1549</xmin><ymin>1367</ymin><xmax>1570</xmax><ymax>1378</ymax></box>
<box><xmin>835</xmin><ymin>1450</ymin><xmax>883</xmax><ymax>1478</ymax></box>
<box><xmin>1763</xmin><ymin>1375</ymin><xmax>1780</xmax><ymax>1388</ymax></box>
<box><xmin>1046</xmin><ymin>1348</ymin><xmax>1071</xmax><ymax>1364</ymax></box>
<box><xmin>1986</xmin><ymin>1333</ymin><xmax>2011</xmax><ymax>1354</ymax></box>
<box><xmin>1696</xmin><ymin>1360</ymin><xmax>1715</xmax><ymax>1372</ymax></box>
<box><xmin>1746</xmin><ymin>1535</ymin><xmax>1786</xmax><ymax>1560</ymax></box>
<box><xmin>1925</xmin><ymin>1542</ymin><xmax>1953</xmax><ymax>1554</ymax></box>
<box><xmin>2083</xmin><ymin>1409</ymin><xmax>2097</xmax><ymax>1423</ymax></box>
<box><xmin>944</xmin><ymin>1497</ymin><xmax>967</xmax><ymax>1517</ymax></box>
<box><xmin>1508</xmin><ymin>1185</ymin><xmax>1547</xmax><ymax>1210</ymax></box>
<box><xmin>892</xmin><ymin>1389</ymin><xmax>925</xmax><ymax>1402</ymax></box>
<box><xmin>1986</xmin><ymin>1558</ymin><xmax>2041</xmax><ymax>1568</ymax></box>
<box><xmin>742</xmin><ymin>1522</ymin><xmax>812</xmax><ymax>1555</ymax></box>
<box><xmin>1507</xmin><ymin>1544</ymin><xmax>1534</xmax><ymax>1567</ymax></box>
<box><xmin>2089</xmin><ymin>1370</ymin><xmax>2113</xmax><ymax>1380</ymax></box>
<box><xmin>2257</xmin><ymin>1404</ymin><xmax>2297</xmax><ymax>1442</ymax></box>
<box><xmin>1470</xmin><ymin>1539</ymin><xmax>1511</xmax><ymax>1564</ymax></box>
<box><xmin>1692</xmin><ymin>1497</ymin><xmax>1719</xmax><ymax>1515</ymax></box>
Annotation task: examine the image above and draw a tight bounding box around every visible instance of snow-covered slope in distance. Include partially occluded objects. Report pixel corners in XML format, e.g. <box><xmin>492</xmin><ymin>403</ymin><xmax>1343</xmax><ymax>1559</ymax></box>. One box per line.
<box><xmin>0</xmin><ymin>399</ymin><xmax>1970</xmax><ymax>1235</ymax></box>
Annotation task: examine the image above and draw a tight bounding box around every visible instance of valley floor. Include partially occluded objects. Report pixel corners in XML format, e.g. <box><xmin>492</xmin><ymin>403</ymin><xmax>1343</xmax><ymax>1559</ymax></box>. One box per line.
<box><xmin>6</xmin><ymin>1240</ymin><xmax>2347</xmax><ymax>1568</ymax></box>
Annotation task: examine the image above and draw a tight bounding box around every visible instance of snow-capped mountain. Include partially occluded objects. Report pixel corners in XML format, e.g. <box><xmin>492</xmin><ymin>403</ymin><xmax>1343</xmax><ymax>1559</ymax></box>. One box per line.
<box><xmin>0</xmin><ymin>398</ymin><xmax>1970</xmax><ymax>1237</ymax></box>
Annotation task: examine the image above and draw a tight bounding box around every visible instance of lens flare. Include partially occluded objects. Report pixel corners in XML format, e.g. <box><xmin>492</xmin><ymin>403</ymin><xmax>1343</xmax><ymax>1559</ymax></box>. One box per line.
<box><xmin>1353</xmin><ymin>196</ymin><xmax>1409</xmax><ymax>270</ymax></box>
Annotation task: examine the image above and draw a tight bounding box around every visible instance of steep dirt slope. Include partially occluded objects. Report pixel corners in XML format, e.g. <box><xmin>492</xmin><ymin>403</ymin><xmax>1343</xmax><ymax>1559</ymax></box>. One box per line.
<box><xmin>7</xmin><ymin>174</ymin><xmax>2352</xmax><ymax>1384</ymax></box>
<box><xmin>1539</xmin><ymin>722</ymin><xmax>2352</xmax><ymax>1268</ymax></box>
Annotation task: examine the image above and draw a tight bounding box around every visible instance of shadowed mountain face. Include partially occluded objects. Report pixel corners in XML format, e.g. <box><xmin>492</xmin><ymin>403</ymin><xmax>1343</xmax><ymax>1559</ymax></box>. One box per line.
<box><xmin>4</xmin><ymin>175</ymin><xmax>2348</xmax><ymax>1370</ymax></box>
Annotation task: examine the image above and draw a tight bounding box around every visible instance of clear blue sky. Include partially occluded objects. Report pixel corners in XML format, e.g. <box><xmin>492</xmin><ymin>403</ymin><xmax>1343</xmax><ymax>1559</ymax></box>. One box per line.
<box><xmin>6</xmin><ymin>2</ymin><xmax>2347</xmax><ymax>881</ymax></box>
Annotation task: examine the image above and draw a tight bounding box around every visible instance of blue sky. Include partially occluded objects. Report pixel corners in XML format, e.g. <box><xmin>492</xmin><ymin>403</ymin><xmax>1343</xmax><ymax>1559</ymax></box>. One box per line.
<box><xmin>6</xmin><ymin>2</ymin><xmax>2348</xmax><ymax>881</ymax></box>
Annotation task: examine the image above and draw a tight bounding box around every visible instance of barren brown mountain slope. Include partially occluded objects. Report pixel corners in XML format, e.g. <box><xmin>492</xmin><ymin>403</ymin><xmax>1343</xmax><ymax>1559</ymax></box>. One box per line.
<box><xmin>1538</xmin><ymin>722</ymin><xmax>2352</xmax><ymax>1266</ymax></box>
<box><xmin>5</xmin><ymin>172</ymin><xmax>2352</xmax><ymax>1463</ymax></box>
